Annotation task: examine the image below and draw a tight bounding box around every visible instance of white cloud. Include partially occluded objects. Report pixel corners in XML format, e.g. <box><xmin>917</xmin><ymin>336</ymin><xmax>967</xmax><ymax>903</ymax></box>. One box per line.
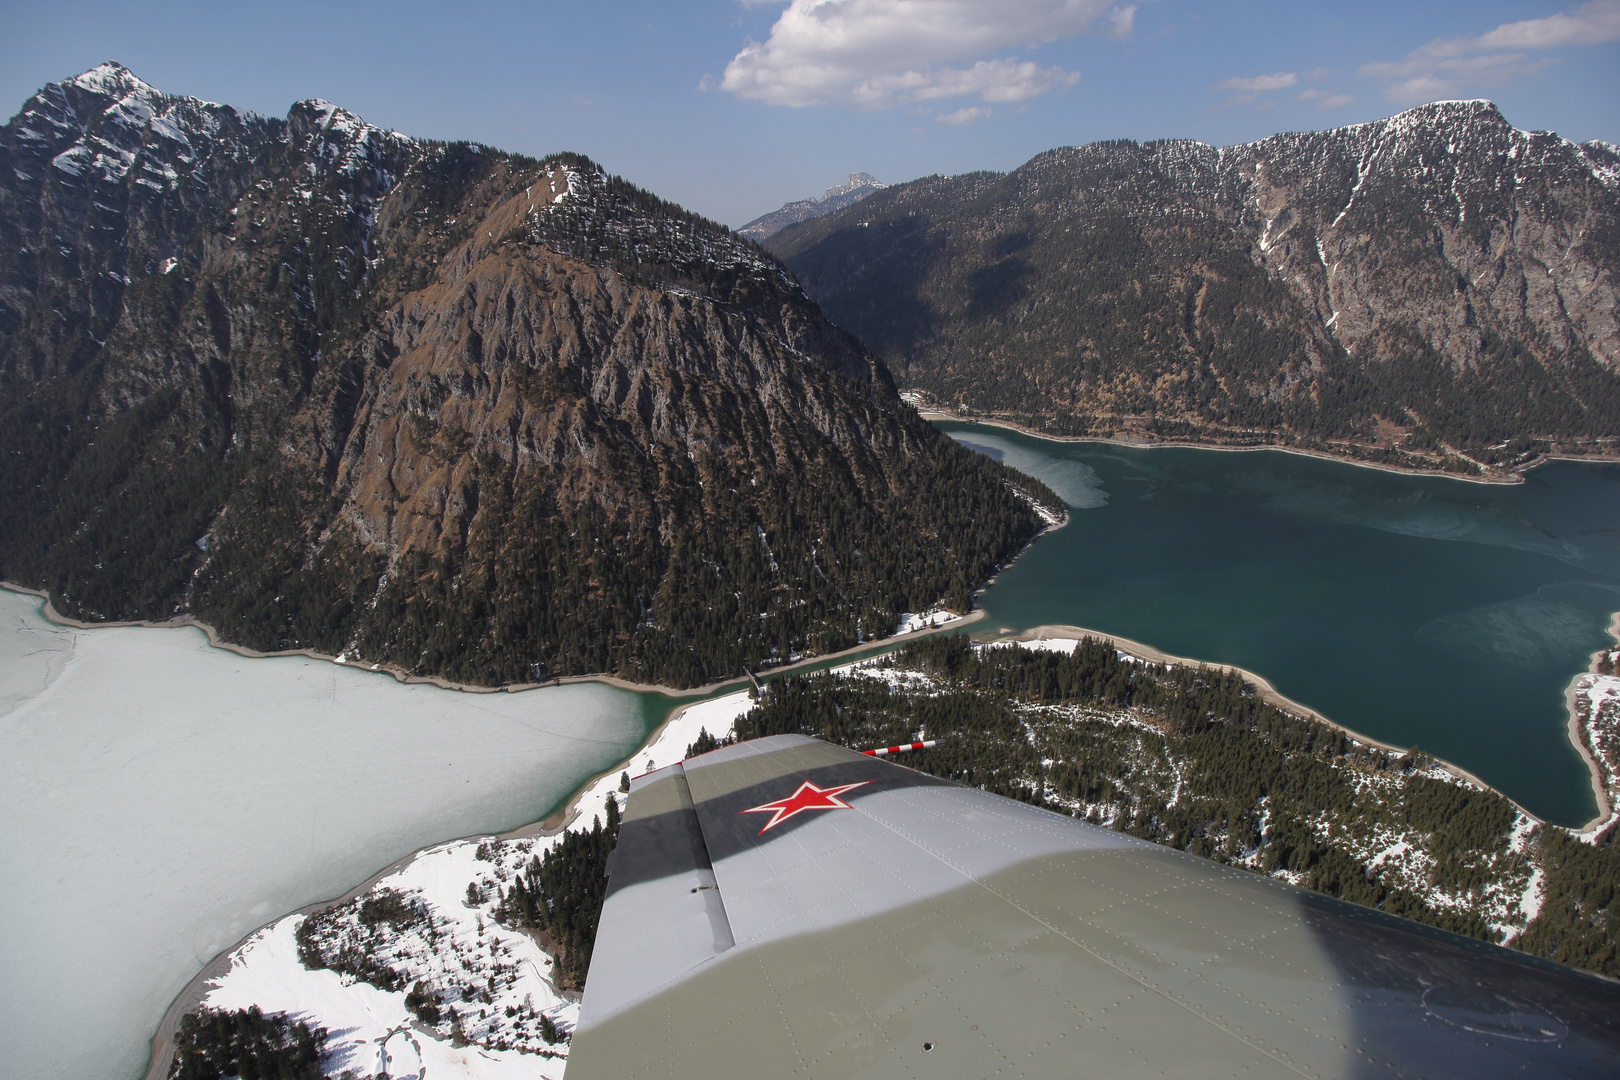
<box><xmin>1473</xmin><ymin>0</ymin><xmax>1620</xmax><ymax>50</ymax></box>
<box><xmin>1359</xmin><ymin>0</ymin><xmax>1619</xmax><ymax>103</ymax></box>
<box><xmin>720</xmin><ymin>0</ymin><xmax>1125</xmax><ymax>109</ymax></box>
<box><xmin>1214</xmin><ymin>72</ymin><xmax>1297</xmax><ymax>93</ymax></box>
<box><xmin>1298</xmin><ymin>87</ymin><xmax>1355</xmax><ymax>109</ymax></box>
<box><xmin>937</xmin><ymin>105</ymin><xmax>993</xmax><ymax>124</ymax></box>
<box><xmin>1102</xmin><ymin>3</ymin><xmax>1136</xmax><ymax>39</ymax></box>
<box><xmin>847</xmin><ymin>58</ymin><xmax>1078</xmax><ymax>108</ymax></box>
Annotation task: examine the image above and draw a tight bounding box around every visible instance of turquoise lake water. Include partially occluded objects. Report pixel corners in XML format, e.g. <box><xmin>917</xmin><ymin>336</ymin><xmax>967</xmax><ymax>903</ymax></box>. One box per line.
<box><xmin>942</xmin><ymin>423</ymin><xmax>1620</xmax><ymax>828</ymax></box>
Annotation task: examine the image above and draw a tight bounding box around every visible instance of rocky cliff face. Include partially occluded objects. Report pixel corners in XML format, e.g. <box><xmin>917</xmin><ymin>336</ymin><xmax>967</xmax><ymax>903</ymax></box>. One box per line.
<box><xmin>771</xmin><ymin>102</ymin><xmax>1620</xmax><ymax>472</ymax></box>
<box><xmin>0</xmin><ymin>65</ymin><xmax>1056</xmax><ymax>687</ymax></box>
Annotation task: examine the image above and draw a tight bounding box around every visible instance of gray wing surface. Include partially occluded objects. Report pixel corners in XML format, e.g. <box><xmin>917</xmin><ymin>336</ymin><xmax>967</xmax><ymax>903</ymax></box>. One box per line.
<box><xmin>569</xmin><ymin>735</ymin><xmax>1620</xmax><ymax>1078</ymax></box>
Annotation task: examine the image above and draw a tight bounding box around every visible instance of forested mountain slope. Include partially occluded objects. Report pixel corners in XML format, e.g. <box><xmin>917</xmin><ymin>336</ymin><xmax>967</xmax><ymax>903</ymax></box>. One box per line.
<box><xmin>770</xmin><ymin>102</ymin><xmax>1620</xmax><ymax>474</ymax></box>
<box><xmin>0</xmin><ymin>64</ymin><xmax>1058</xmax><ymax>688</ymax></box>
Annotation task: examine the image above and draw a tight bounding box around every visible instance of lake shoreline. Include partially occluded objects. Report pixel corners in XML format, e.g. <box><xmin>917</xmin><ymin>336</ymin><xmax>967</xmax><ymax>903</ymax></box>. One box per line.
<box><xmin>983</xmin><ymin>617</ymin><xmax>1620</xmax><ymax>835</ymax></box>
<box><xmin>0</xmin><ymin>581</ymin><xmax>982</xmax><ymax>702</ymax></box>
<box><xmin>922</xmin><ymin>410</ymin><xmax>1620</xmax><ymax>487</ymax></box>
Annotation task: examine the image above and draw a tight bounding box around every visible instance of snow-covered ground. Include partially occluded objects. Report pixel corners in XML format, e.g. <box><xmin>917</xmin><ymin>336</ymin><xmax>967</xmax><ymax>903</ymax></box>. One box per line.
<box><xmin>895</xmin><ymin>608</ymin><xmax>962</xmax><ymax>635</ymax></box>
<box><xmin>988</xmin><ymin>635</ymin><xmax>1082</xmax><ymax>654</ymax></box>
<box><xmin>561</xmin><ymin>688</ymin><xmax>756</xmax><ymax>834</ymax></box>
<box><xmin>190</xmin><ymin>687</ymin><xmax>760</xmax><ymax>1078</ymax></box>
<box><xmin>986</xmin><ymin>636</ymin><xmax>1154</xmax><ymax>666</ymax></box>
<box><xmin>204</xmin><ymin>861</ymin><xmax>570</xmax><ymax>1080</ymax></box>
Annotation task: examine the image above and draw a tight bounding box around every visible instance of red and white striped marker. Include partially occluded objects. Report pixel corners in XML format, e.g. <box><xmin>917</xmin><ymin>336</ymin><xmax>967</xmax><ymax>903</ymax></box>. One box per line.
<box><xmin>862</xmin><ymin>739</ymin><xmax>942</xmax><ymax>757</ymax></box>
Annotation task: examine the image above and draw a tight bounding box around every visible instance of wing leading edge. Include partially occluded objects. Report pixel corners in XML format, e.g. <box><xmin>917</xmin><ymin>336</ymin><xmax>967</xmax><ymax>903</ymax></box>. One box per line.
<box><xmin>570</xmin><ymin>735</ymin><xmax>1620</xmax><ymax>1078</ymax></box>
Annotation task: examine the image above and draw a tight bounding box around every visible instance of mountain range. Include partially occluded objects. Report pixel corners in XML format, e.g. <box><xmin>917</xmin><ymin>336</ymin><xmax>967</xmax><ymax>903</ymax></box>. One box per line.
<box><xmin>768</xmin><ymin>102</ymin><xmax>1620</xmax><ymax>475</ymax></box>
<box><xmin>0</xmin><ymin>64</ymin><xmax>1055</xmax><ymax>688</ymax></box>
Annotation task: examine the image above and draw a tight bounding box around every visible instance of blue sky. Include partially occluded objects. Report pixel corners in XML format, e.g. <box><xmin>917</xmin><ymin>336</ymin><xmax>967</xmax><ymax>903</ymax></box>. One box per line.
<box><xmin>4</xmin><ymin>1</ymin><xmax>1617</xmax><ymax>226</ymax></box>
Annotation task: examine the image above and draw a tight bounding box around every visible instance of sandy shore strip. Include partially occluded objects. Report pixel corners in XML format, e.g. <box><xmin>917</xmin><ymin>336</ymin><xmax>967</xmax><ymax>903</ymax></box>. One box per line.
<box><xmin>1566</xmin><ymin>610</ymin><xmax>1620</xmax><ymax>836</ymax></box>
<box><xmin>921</xmin><ymin>409</ymin><xmax>1620</xmax><ymax>487</ymax></box>
<box><xmin>1</xmin><ymin>581</ymin><xmax>979</xmax><ymax>701</ymax></box>
<box><xmin>980</xmin><ymin>622</ymin><xmax>1540</xmax><ymax>820</ymax></box>
<box><xmin>1566</xmin><ymin>675</ymin><xmax>1615</xmax><ymax>837</ymax></box>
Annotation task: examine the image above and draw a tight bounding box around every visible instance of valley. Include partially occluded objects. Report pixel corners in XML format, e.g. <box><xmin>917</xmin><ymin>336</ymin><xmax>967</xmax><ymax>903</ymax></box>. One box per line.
<box><xmin>3</xmin><ymin>59</ymin><xmax>1619</xmax><ymax>1080</ymax></box>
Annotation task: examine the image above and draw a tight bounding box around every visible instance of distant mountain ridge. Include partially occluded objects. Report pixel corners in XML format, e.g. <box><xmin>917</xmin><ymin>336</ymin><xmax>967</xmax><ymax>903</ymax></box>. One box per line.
<box><xmin>738</xmin><ymin>172</ymin><xmax>885</xmax><ymax>241</ymax></box>
<box><xmin>0</xmin><ymin>64</ymin><xmax>1056</xmax><ymax>688</ymax></box>
<box><xmin>768</xmin><ymin>102</ymin><xmax>1620</xmax><ymax>475</ymax></box>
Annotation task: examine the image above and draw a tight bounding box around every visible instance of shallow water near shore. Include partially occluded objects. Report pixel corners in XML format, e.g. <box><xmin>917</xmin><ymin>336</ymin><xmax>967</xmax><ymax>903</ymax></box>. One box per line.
<box><xmin>0</xmin><ymin>590</ymin><xmax>662</xmax><ymax>1080</ymax></box>
<box><xmin>945</xmin><ymin>423</ymin><xmax>1620</xmax><ymax>828</ymax></box>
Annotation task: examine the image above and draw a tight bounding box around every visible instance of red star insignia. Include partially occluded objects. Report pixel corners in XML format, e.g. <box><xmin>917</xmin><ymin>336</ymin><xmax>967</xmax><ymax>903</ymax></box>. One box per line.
<box><xmin>739</xmin><ymin>779</ymin><xmax>872</xmax><ymax>834</ymax></box>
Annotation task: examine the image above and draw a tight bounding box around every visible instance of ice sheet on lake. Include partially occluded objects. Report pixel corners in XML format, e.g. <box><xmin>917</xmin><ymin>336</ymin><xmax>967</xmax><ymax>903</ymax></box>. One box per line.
<box><xmin>0</xmin><ymin>591</ymin><xmax>649</xmax><ymax>1080</ymax></box>
<box><xmin>947</xmin><ymin>431</ymin><xmax>1109</xmax><ymax>509</ymax></box>
<box><xmin>1234</xmin><ymin>470</ymin><xmax>1596</xmax><ymax>566</ymax></box>
<box><xmin>1415</xmin><ymin>584</ymin><xmax>1620</xmax><ymax>672</ymax></box>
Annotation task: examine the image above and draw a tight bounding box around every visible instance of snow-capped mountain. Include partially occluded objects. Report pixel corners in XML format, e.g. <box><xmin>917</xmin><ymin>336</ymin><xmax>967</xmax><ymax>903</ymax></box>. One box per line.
<box><xmin>738</xmin><ymin>172</ymin><xmax>885</xmax><ymax>241</ymax></box>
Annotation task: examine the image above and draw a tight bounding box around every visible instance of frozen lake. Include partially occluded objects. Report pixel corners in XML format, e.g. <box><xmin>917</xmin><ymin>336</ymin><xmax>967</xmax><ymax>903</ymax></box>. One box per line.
<box><xmin>0</xmin><ymin>590</ymin><xmax>659</xmax><ymax>1080</ymax></box>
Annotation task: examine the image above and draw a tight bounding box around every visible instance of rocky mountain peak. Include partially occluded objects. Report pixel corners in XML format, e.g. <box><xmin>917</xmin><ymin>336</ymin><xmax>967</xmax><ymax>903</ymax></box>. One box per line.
<box><xmin>287</xmin><ymin>97</ymin><xmax>410</xmax><ymax>152</ymax></box>
<box><xmin>738</xmin><ymin>172</ymin><xmax>886</xmax><ymax>241</ymax></box>
<box><xmin>821</xmin><ymin>172</ymin><xmax>884</xmax><ymax>200</ymax></box>
<box><xmin>520</xmin><ymin>154</ymin><xmax>800</xmax><ymax>305</ymax></box>
<box><xmin>283</xmin><ymin>97</ymin><xmax>417</xmax><ymax>192</ymax></box>
<box><xmin>5</xmin><ymin>63</ymin><xmax>255</xmax><ymax>194</ymax></box>
<box><xmin>66</xmin><ymin>60</ymin><xmax>162</xmax><ymax>103</ymax></box>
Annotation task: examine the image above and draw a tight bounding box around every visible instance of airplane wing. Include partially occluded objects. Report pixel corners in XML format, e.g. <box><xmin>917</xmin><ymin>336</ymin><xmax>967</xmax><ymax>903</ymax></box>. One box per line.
<box><xmin>568</xmin><ymin>735</ymin><xmax>1620</xmax><ymax>1078</ymax></box>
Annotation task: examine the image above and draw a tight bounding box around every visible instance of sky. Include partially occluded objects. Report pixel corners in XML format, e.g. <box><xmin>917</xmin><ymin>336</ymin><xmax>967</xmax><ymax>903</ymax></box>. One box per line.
<box><xmin>4</xmin><ymin>1</ymin><xmax>1618</xmax><ymax>227</ymax></box>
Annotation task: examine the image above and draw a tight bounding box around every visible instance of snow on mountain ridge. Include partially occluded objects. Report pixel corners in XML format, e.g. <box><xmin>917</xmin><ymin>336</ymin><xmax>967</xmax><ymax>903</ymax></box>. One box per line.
<box><xmin>9</xmin><ymin>64</ymin><xmax>257</xmax><ymax>197</ymax></box>
<box><xmin>1582</xmin><ymin>141</ymin><xmax>1620</xmax><ymax>189</ymax></box>
<box><xmin>818</xmin><ymin>171</ymin><xmax>885</xmax><ymax>202</ymax></box>
<box><xmin>66</xmin><ymin>60</ymin><xmax>160</xmax><ymax>102</ymax></box>
<box><xmin>8</xmin><ymin>64</ymin><xmax>417</xmax><ymax>197</ymax></box>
